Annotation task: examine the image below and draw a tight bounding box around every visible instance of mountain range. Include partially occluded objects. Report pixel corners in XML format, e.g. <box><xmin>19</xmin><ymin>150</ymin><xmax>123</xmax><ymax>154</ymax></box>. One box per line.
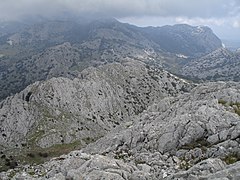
<box><xmin>0</xmin><ymin>18</ymin><xmax>240</xmax><ymax>179</ymax></box>
<box><xmin>0</xmin><ymin>18</ymin><xmax>223</xmax><ymax>101</ymax></box>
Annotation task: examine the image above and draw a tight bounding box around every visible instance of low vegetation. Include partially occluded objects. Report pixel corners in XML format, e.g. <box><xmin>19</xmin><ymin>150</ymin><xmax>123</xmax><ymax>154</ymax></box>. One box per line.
<box><xmin>223</xmin><ymin>153</ymin><xmax>240</xmax><ymax>165</ymax></box>
<box><xmin>218</xmin><ymin>99</ymin><xmax>227</xmax><ymax>105</ymax></box>
<box><xmin>218</xmin><ymin>99</ymin><xmax>240</xmax><ymax>116</ymax></box>
<box><xmin>0</xmin><ymin>141</ymin><xmax>82</xmax><ymax>172</ymax></box>
<box><xmin>181</xmin><ymin>137</ymin><xmax>210</xmax><ymax>151</ymax></box>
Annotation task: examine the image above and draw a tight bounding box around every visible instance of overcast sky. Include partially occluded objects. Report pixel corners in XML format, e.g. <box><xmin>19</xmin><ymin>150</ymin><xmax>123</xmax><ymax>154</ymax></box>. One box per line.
<box><xmin>0</xmin><ymin>0</ymin><xmax>240</xmax><ymax>39</ymax></box>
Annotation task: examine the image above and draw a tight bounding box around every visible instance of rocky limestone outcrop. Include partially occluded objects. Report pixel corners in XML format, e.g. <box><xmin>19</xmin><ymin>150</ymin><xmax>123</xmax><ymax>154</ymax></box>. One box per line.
<box><xmin>1</xmin><ymin>81</ymin><xmax>240</xmax><ymax>179</ymax></box>
<box><xmin>0</xmin><ymin>151</ymin><xmax>151</xmax><ymax>180</ymax></box>
<box><xmin>0</xmin><ymin>59</ymin><xmax>191</xmax><ymax>171</ymax></box>
<box><xmin>80</xmin><ymin>81</ymin><xmax>240</xmax><ymax>179</ymax></box>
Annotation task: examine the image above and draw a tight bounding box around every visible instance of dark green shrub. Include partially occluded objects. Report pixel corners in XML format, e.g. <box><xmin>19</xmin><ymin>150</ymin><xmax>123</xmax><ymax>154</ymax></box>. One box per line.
<box><xmin>218</xmin><ymin>99</ymin><xmax>227</xmax><ymax>105</ymax></box>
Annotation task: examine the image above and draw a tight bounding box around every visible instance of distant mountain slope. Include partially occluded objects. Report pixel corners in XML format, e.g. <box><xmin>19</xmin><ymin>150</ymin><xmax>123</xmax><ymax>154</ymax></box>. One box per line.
<box><xmin>222</xmin><ymin>39</ymin><xmax>240</xmax><ymax>51</ymax></box>
<box><xmin>141</xmin><ymin>24</ymin><xmax>222</xmax><ymax>57</ymax></box>
<box><xmin>6</xmin><ymin>20</ymin><xmax>91</xmax><ymax>46</ymax></box>
<box><xmin>181</xmin><ymin>48</ymin><xmax>240</xmax><ymax>81</ymax></box>
<box><xmin>0</xmin><ymin>18</ymin><xmax>222</xmax><ymax>100</ymax></box>
<box><xmin>3</xmin><ymin>19</ymin><xmax>222</xmax><ymax>56</ymax></box>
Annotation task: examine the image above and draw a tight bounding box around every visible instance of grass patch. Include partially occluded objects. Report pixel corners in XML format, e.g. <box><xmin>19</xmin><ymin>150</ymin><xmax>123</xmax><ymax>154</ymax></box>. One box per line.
<box><xmin>234</xmin><ymin>108</ymin><xmax>240</xmax><ymax>116</ymax></box>
<box><xmin>0</xmin><ymin>141</ymin><xmax>82</xmax><ymax>172</ymax></box>
<box><xmin>82</xmin><ymin>137</ymin><xmax>95</xmax><ymax>144</ymax></box>
<box><xmin>179</xmin><ymin>160</ymin><xmax>191</xmax><ymax>170</ymax></box>
<box><xmin>218</xmin><ymin>100</ymin><xmax>240</xmax><ymax>116</ymax></box>
<box><xmin>20</xmin><ymin>140</ymin><xmax>82</xmax><ymax>165</ymax></box>
<box><xmin>27</xmin><ymin>129</ymin><xmax>45</xmax><ymax>147</ymax></box>
<box><xmin>8</xmin><ymin>170</ymin><xmax>18</xmax><ymax>179</ymax></box>
<box><xmin>181</xmin><ymin>138</ymin><xmax>210</xmax><ymax>151</ymax></box>
<box><xmin>230</xmin><ymin>102</ymin><xmax>240</xmax><ymax>116</ymax></box>
<box><xmin>218</xmin><ymin>99</ymin><xmax>227</xmax><ymax>105</ymax></box>
<box><xmin>230</xmin><ymin>101</ymin><xmax>240</xmax><ymax>107</ymax></box>
<box><xmin>223</xmin><ymin>153</ymin><xmax>240</xmax><ymax>165</ymax></box>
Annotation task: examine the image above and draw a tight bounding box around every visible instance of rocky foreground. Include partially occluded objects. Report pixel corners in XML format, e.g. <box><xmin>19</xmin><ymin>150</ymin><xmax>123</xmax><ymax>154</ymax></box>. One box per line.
<box><xmin>1</xmin><ymin>74</ymin><xmax>240</xmax><ymax>179</ymax></box>
<box><xmin>0</xmin><ymin>60</ymin><xmax>191</xmax><ymax>150</ymax></box>
<box><xmin>0</xmin><ymin>59</ymin><xmax>192</xmax><ymax>175</ymax></box>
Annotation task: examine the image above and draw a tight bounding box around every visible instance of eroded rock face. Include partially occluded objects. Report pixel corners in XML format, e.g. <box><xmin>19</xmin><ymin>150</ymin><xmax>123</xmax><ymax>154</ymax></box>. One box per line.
<box><xmin>0</xmin><ymin>60</ymin><xmax>191</xmax><ymax>155</ymax></box>
<box><xmin>1</xmin><ymin>81</ymin><xmax>240</xmax><ymax>180</ymax></box>
<box><xmin>84</xmin><ymin>82</ymin><xmax>240</xmax><ymax>153</ymax></box>
<box><xmin>0</xmin><ymin>152</ymin><xmax>152</xmax><ymax>180</ymax></box>
<box><xmin>80</xmin><ymin>81</ymin><xmax>240</xmax><ymax>179</ymax></box>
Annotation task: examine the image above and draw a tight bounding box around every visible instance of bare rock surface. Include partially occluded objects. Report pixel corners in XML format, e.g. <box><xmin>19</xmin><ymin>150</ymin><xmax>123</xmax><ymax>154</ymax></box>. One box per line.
<box><xmin>0</xmin><ymin>59</ymin><xmax>191</xmax><ymax>172</ymax></box>
<box><xmin>1</xmin><ymin>80</ymin><xmax>240</xmax><ymax>179</ymax></box>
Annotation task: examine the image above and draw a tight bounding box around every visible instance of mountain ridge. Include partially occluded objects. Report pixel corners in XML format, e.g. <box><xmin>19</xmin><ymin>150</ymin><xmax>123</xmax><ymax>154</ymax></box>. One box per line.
<box><xmin>1</xmin><ymin>17</ymin><xmax>240</xmax><ymax>179</ymax></box>
<box><xmin>0</xmin><ymin>59</ymin><xmax>192</xmax><ymax>172</ymax></box>
<box><xmin>181</xmin><ymin>47</ymin><xmax>240</xmax><ymax>81</ymax></box>
<box><xmin>1</xmin><ymin>80</ymin><xmax>240</xmax><ymax>179</ymax></box>
<box><xmin>0</xmin><ymin>18</ymin><xmax>223</xmax><ymax>100</ymax></box>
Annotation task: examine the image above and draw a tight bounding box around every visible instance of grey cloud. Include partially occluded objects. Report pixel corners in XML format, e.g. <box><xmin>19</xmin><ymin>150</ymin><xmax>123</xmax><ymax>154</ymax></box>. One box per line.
<box><xmin>0</xmin><ymin>0</ymin><xmax>239</xmax><ymax>20</ymax></box>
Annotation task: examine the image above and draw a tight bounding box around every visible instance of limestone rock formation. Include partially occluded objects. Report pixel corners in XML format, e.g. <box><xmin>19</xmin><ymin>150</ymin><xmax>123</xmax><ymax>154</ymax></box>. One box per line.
<box><xmin>1</xmin><ymin>80</ymin><xmax>240</xmax><ymax>179</ymax></box>
<box><xmin>1</xmin><ymin>17</ymin><xmax>239</xmax><ymax>180</ymax></box>
<box><xmin>0</xmin><ymin>59</ymin><xmax>191</xmax><ymax>171</ymax></box>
